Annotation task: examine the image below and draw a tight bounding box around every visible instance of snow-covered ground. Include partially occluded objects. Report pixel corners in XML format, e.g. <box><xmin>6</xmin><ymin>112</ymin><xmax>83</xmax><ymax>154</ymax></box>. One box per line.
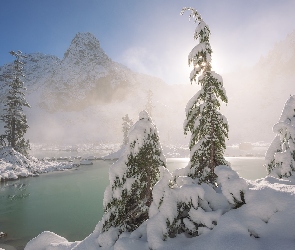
<box><xmin>30</xmin><ymin>142</ymin><xmax>121</xmax><ymax>156</ymax></box>
<box><xmin>24</xmin><ymin>174</ymin><xmax>295</xmax><ymax>250</ymax></box>
<box><xmin>0</xmin><ymin>147</ymin><xmax>74</xmax><ymax>181</ymax></box>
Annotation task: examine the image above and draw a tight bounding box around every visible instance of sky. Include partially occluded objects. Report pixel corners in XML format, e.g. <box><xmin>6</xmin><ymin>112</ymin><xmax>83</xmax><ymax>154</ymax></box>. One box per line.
<box><xmin>1</xmin><ymin>0</ymin><xmax>295</xmax><ymax>84</ymax></box>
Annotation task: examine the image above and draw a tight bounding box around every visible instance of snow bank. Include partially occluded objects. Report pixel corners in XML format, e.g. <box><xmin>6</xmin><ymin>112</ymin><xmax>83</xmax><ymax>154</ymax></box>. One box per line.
<box><xmin>0</xmin><ymin>147</ymin><xmax>74</xmax><ymax>181</ymax></box>
<box><xmin>25</xmin><ymin>231</ymin><xmax>78</xmax><ymax>250</ymax></box>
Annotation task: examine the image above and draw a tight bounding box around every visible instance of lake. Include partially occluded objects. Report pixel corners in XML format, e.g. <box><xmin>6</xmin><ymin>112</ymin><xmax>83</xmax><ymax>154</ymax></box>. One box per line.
<box><xmin>0</xmin><ymin>156</ymin><xmax>266</xmax><ymax>250</ymax></box>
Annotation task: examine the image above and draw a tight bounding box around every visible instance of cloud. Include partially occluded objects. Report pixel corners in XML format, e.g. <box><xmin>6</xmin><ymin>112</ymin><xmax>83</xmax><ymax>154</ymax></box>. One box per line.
<box><xmin>119</xmin><ymin>47</ymin><xmax>156</xmax><ymax>75</ymax></box>
<box><xmin>118</xmin><ymin>45</ymin><xmax>192</xmax><ymax>85</ymax></box>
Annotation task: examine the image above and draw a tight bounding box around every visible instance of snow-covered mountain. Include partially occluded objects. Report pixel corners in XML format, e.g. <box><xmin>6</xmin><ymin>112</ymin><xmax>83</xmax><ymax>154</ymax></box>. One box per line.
<box><xmin>0</xmin><ymin>33</ymin><xmax>191</xmax><ymax>144</ymax></box>
<box><xmin>38</xmin><ymin>32</ymin><xmax>135</xmax><ymax>112</ymax></box>
<box><xmin>0</xmin><ymin>32</ymin><xmax>164</xmax><ymax>112</ymax></box>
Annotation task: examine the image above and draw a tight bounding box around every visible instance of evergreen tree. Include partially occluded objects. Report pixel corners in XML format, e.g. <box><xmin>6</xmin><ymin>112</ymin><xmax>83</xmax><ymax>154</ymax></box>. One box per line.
<box><xmin>265</xmin><ymin>95</ymin><xmax>295</xmax><ymax>178</ymax></box>
<box><xmin>98</xmin><ymin>110</ymin><xmax>166</xmax><ymax>246</ymax></box>
<box><xmin>0</xmin><ymin>51</ymin><xmax>30</xmax><ymax>156</ymax></box>
<box><xmin>122</xmin><ymin>114</ymin><xmax>133</xmax><ymax>145</ymax></box>
<box><xmin>147</xmin><ymin>164</ymin><xmax>247</xmax><ymax>247</ymax></box>
<box><xmin>146</xmin><ymin>9</ymin><xmax>246</xmax><ymax>246</ymax></box>
<box><xmin>182</xmin><ymin>7</ymin><xmax>228</xmax><ymax>185</ymax></box>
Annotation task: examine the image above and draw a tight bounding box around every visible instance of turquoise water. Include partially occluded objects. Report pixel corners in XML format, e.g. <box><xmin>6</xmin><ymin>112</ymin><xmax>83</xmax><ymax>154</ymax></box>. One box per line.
<box><xmin>225</xmin><ymin>157</ymin><xmax>267</xmax><ymax>180</ymax></box>
<box><xmin>0</xmin><ymin>161</ymin><xmax>111</xmax><ymax>249</ymax></box>
<box><xmin>0</xmin><ymin>157</ymin><xmax>266</xmax><ymax>249</ymax></box>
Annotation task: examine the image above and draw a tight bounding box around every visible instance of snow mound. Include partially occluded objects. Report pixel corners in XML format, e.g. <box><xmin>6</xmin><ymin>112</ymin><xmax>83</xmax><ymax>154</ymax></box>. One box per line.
<box><xmin>25</xmin><ymin>231</ymin><xmax>79</xmax><ymax>250</ymax></box>
<box><xmin>0</xmin><ymin>147</ymin><xmax>74</xmax><ymax>181</ymax></box>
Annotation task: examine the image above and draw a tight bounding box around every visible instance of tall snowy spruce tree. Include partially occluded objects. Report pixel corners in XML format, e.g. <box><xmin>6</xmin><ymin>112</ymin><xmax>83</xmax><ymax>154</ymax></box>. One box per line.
<box><xmin>182</xmin><ymin>7</ymin><xmax>228</xmax><ymax>185</ymax></box>
<box><xmin>145</xmin><ymin>9</ymin><xmax>247</xmax><ymax>246</ymax></box>
<box><xmin>122</xmin><ymin>114</ymin><xmax>133</xmax><ymax>145</ymax></box>
<box><xmin>265</xmin><ymin>95</ymin><xmax>295</xmax><ymax>178</ymax></box>
<box><xmin>97</xmin><ymin>110</ymin><xmax>166</xmax><ymax>247</ymax></box>
<box><xmin>0</xmin><ymin>51</ymin><xmax>30</xmax><ymax>156</ymax></box>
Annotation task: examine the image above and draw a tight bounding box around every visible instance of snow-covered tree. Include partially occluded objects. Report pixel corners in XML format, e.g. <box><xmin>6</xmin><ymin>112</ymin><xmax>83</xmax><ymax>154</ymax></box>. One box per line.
<box><xmin>0</xmin><ymin>51</ymin><xmax>30</xmax><ymax>156</ymax></box>
<box><xmin>97</xmin><ymin>110</ymin><xmax>166</xmax><ymax>247</ymax></box>
<box><xmin>147</xmin><ymin>165</ymin><xmax>247</xmax><ymax>248</ymax></box>
<box><xmin>215</xmin><ymin>165</ymin><xmax>247</xmax><ymax>208</ymax></box>
<box><xmin>265</xmin><ymin>95</ymin><xmax>295</xmax><ymax>178</ymax></box>
<box><xmin>145</xmin><ymin>9</ymin><xmax>246</xmax><ymax>246</ymax></box>
<box><xmin>122</xmin><ymin>114</ymin><xmax>133</xmax><ymax>145</ymax></box>
<box><xmin>181</xmin><ymin>7</ymin><xmax>228</xmax><ymax>185</ymax></box>
<box><xmin>148</xmin><ymin>166</ymin><xmax>247</xmax><ymax>247</ymax></box>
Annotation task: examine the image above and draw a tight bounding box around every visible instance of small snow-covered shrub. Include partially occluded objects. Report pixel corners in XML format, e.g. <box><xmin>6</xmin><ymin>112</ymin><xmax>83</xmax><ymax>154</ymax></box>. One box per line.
<box><xmin>265</xmin><ymin>95</ymin><xmax>295</xmax><ymax>178</ymax></box>
<box><xmin>146</xmin><ymin>165</ymin><xmax>248</xmax><ymax>249</ymax></box>
<box><xmin>215</xmin><ymin>165</ymin><xmax>248</xmax><ymax>208</ymax></box>
<box><xmin>97</xmin><ymin>110</ymin><xmax>166</xmax><ymax>247</ymax></box>
<box><xmin>147</xmin><ymin>167</ymin><xmax>231</xmax><ymax>249</ymax></box>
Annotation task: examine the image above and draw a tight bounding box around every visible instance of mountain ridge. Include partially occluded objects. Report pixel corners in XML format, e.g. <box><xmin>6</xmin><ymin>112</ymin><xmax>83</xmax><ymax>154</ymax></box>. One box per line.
<box><xmin>0</xmin><ymin>32</ymin><xmax>187</xmax><ymax>143</ymax></box>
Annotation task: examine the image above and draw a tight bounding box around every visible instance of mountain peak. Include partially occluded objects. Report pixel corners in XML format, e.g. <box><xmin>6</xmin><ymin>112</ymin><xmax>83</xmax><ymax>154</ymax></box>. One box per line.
<box><xmin>72</xmin><ymin>32</ymin><xmax>101</xmax><ymax>47</ymax></box>
<box><xmin>63</xmin><ymin>32</ymin><xmax>110</xmax><ymax>63</ymax></box>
